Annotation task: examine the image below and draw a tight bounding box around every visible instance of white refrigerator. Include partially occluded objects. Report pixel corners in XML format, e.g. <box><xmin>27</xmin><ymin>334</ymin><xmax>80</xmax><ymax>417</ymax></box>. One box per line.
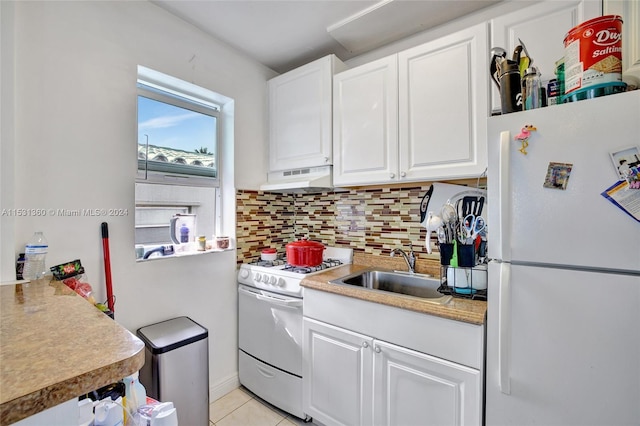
<box><xmin>486</xmin><ymin>90</ymin><xmax>640</xmax><ymax>425</ymax></box>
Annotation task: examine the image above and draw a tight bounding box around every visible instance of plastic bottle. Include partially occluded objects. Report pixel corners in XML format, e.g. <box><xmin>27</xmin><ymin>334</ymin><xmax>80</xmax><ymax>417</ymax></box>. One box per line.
<box><xmin>23</xmin><ymin>232</ymin><xmax>48</xmax><ymax>280</ymax></box>
<box><xmin>16</xmin><ymin>253</ymin><xmax>25</xmax><ymax>280</ymax></box>
<box><xmin>123</xmin><ymin>371</ymin><xmax>147</xmax><ymax>419</ymax></box>
<box><xmin>522</xmin><ymin>66</ymin><xmax>543</xmax><ymax>110</ymax></box>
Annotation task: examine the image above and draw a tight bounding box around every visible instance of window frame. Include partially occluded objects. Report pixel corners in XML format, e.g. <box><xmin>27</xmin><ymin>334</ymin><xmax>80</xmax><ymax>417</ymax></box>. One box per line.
<box><xmin>134</xmin><ymin>67</ymin><xmax>226</xmax><ymax>254</ymax></box>
<box><xmin>136</xmin><ymin>82</ymin><xmax>221</xmax><ymax>188</ymax></box>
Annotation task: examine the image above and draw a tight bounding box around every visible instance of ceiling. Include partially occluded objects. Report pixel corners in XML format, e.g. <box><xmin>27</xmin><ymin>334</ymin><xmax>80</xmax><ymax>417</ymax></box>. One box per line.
<box><xmin>152</xmin><ymin>0</ymin><xmax>502</xmax><ymax>74</ymax></box>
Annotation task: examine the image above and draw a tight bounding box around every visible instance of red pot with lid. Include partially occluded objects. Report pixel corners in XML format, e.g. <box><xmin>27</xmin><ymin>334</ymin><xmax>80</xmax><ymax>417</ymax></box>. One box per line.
<box><xmin>285</xmin><ymin>239</ymin><xmax>325</xmax><ymax>267</ymax></box>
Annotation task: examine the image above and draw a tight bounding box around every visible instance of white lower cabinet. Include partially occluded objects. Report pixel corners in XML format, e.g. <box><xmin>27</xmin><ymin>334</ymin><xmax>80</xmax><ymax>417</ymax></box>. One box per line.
<box><xmin>373</xmin><ymin>340</ymin><xmax>481</xmax><ymax>426</ymax></box>
<box><xmin>303</xmin><ymin>318</ymin><xmax>373</xmax><ymax>426</ymax></box>
<box><xmin>303</xmin><ymin>317</ymin><xmax>481</xmax><ymax>426</ymax></box>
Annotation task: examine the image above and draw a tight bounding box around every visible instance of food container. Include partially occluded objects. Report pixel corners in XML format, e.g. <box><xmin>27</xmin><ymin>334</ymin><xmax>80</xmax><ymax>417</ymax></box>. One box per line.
<box><xmin>215</xmin><ymin>236</ymin><xmax>230</xmax><ymax>249</ymax></box>
<box><xmin>563</xmin><ymin>15</ymin><xmax>625</xmax><ymax>98</ymax></box>
<box><xmin>285</xmin><ymin>239</ymin><xmax>324</xmax><ymax>267</ymax></box>
<box><xmin>261</xmin><ymin>248</ymin><xmax>278</xmax><ymax>261</ymax></box>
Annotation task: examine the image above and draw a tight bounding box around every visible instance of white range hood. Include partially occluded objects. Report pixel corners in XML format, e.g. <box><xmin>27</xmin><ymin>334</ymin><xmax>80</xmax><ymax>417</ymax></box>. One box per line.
<box><xmin>259</xmin><ymin>165</ymin><xmax>336</xmax><ymax>193</ymax></box>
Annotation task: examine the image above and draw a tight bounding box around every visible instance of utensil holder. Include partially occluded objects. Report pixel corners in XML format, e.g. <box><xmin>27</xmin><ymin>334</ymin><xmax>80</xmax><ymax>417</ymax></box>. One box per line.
<box><xmin>439</xmin><ymin>243</ymin><xmax>454</xmax><ymax>266</ymax></box>
<box><xmin>457</xmin><ymin>244</ymin><xmax>476</xmax><ymax>267</ymax></box>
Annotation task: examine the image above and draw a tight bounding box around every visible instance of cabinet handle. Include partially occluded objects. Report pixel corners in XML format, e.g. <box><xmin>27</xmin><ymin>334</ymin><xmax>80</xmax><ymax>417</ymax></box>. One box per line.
<box><xmin>374</xmin><ymin>346</ymin><xmax>381</xmax><ymax>353</ymax></box>
<box><xmin>389</xmin><ymin>173</ymin><xmax>395</xmax><ymax>179</ymax></box>
<box><xmin>324</xmin><ymin>157</ymin><xmax>330</xmax><ymax>163</ymax></box>
<box><xmin>362</xmin><ymin>342</ymin><xmax>369</xmax><ymax>348</ymax></box>
<box><xmin>400</xmin><ymin>171</ymin><xmax>406</xmax><ymax>178</ymax></box>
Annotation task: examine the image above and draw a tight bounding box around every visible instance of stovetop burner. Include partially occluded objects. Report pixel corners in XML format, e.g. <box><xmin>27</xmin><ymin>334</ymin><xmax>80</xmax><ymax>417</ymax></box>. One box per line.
<box><xmin>248</xmin><ymin>258</ymin><xmax>286</xmax><ymax>268</ymax></box>
<box><xmin>282</xmin><ymin>258</ymin><xmax>343</xmax><ymax>274</ymax></box>
<box><xmin>246</xmin><ymin>257</ymin><xmax>343</xmax><ymax>274</ymax></box>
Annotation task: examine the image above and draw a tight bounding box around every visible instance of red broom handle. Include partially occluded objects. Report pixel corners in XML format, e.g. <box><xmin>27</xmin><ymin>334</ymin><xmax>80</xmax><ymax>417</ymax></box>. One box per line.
<box><xmin>101</xmin><ymin>222</ymin><xmax>115</xmax><ymax>313</ymax></box>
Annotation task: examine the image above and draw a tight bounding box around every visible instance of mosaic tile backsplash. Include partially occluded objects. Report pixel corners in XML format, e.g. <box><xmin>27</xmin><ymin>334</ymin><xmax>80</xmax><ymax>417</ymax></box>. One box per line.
<box><xmin>236</xmin><ymin>185</ymin><xmax>439</xmax><ymax>264</ymax></box>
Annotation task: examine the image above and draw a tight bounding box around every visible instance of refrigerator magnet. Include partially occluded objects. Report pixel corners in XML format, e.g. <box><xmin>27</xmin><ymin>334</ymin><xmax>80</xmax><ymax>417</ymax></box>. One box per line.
<box><xmin>609</xmin><ymin>145</ymin><xmax>640</xmax><ymax>186</ymax></box>
<box><xmin>514</xmin><ymin>124</ymin><xmax>537</xmax><ymax>155</ymax></box>
<box><xmin>543</xmin><ymin>162</ymin><xmax>573</xmax><ymax>190</ymax></box>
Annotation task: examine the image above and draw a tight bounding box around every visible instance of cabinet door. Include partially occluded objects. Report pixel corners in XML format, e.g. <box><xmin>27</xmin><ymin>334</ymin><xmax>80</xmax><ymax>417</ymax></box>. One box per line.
<box><xmin>269</xmin><ymin>55</ymin><xmax>334</xmax><ymax>171</ymax></box>
<box><xmin>490</xmin><ymin>0</ymin><xmax>601</xmax><ymax>113</ymax></box>
<box><xmin>373</xmin><ymin>340</ymin><xmax>482</xmax><ymax>426</ymax></box>
<box><xmin>303</xmin><ymin>318</ymin><xmax>373</xmax><ymax>426</ymax></box>
<box><xmin>604</xmin><ymin>0</ymin><xmax>640</xmax><ymax>84</ymax></box>
<box><xmin>398</xmin><ymin>23</ymin><xmax>488</xmax><ymax>182</ymax></box>
<box><xmin>333</xmin><ymin>55</ymin><xmax>399</xmax><ymax>186</ymax></box>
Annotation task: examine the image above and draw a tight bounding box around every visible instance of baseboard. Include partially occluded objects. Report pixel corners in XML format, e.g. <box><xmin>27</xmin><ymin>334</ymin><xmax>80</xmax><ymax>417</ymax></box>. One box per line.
<box><xmin>209</xmin><ymin>372</ymin><xmax>240</xmax><ymax>403</ymax></box>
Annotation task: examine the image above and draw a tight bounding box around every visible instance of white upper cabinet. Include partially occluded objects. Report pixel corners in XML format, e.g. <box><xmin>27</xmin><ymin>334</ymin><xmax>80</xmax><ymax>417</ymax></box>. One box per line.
<box><xmin>490</xmin><ymin>0</ymin><xmax>601</xmax><ymax>113</ymax></box>
<box><xmin>398</xmin><ymin>23</ymin><xmax>489</xmax><ymax>182</ymax></box>
<box><xmin>604</xmin><ymin>0</ymin><xmax>640</xmax><ymax>85</ymax></box>
<box><xmin>333</xmin><ymin>56</ymin><xmax>399</xmax><ymax>186</ymax></box>
<box><xmin>268</xmin><ymin>54</ymin><xmax>346</xmax><ymax>172</ymax></box>
<box><xmin>333</xmin><ymin>23</ymin><xmax>489</xmax><ymax>186</ymax></box>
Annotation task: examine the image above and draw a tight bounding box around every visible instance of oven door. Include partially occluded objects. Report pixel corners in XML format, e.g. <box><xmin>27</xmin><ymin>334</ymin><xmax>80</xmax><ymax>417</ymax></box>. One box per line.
<box><xmin>238</xmin><ymin>284</ymin><xmax>303</xmax><ymax>376</ymax></box>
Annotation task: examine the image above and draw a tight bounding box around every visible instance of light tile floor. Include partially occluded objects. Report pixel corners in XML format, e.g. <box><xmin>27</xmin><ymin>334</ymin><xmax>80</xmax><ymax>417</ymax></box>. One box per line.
<box><xmin>209</xmin><ymin>387</ymin><xmax>310</xmax><ymax>426</ymax></box>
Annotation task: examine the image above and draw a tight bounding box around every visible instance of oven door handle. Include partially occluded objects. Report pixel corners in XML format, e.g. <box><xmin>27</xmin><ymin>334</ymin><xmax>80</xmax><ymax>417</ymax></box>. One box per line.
<box><xmin>256</xmin><ymin>294</ymin><xmax>303</xmax><ymax>307</ymax></box>
<box><xmin>239</xmin><ymin>287</ymin><xmax>303</xmax><ymax>307</ymax></box>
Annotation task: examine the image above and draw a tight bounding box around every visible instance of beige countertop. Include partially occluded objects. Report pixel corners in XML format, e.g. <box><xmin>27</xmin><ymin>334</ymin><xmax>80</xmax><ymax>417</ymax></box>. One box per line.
<box><xmin>0</xmin><ymin>279</ymin><xmax>145</xmax><ymax>425</ymax></box>
<box><xmin>301</xmin><ymin>264</ymin><xmax>487</xmax><ymax>325</ymax></box>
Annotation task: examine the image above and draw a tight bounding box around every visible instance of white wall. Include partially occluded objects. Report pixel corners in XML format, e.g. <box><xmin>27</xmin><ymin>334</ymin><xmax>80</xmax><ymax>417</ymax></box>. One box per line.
<box><xmin>1</xmin><ymin>0</ymin><xmax>275</xmax><ymax>400</ymax></box>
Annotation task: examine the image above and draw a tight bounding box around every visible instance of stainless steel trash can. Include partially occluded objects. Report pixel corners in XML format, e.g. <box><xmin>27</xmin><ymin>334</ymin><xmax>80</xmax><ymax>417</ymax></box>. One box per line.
<box><xmin>137</xmin><ymin>316</ymin><xmax>209</xmax><ymax>426</ymax></box>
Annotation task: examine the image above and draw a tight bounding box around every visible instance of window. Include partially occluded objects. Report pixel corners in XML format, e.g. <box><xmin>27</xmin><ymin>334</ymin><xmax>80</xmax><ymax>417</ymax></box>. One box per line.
<box><xmin>137</xmin><ymin>83</ymin><xmax>219</xmax><ymax>184</ymax></box>
<box><xmin>135</xmin><ymin>68</ymin><xmax>223</xmax><ymax>256</ymax></box>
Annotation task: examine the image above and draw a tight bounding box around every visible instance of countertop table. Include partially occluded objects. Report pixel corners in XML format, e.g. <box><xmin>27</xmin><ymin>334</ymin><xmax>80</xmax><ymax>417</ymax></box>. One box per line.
<box><xmin>301</xmin><ymin>264</ymin><xmax>487</xmax><ymax>325</ymax></box>
<box><xmin>0</xmin><ymin>279</ymin><xmax>145</xmax><ymax>425</ymax></box>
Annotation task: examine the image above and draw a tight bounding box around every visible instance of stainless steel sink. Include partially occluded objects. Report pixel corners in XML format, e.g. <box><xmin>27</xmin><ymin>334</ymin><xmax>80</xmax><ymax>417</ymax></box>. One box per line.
<box><xmin>329</xmin><ymin>269</ymin><xmax>451</xmax><ymax>303</ymax></box>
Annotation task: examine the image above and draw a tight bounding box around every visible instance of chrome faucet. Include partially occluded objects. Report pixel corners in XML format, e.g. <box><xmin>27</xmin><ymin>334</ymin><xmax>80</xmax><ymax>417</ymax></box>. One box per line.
<box><xmin>391</xmin><ymin>244</ymin><xmax>416</xmax><ymax>274</ymax></box>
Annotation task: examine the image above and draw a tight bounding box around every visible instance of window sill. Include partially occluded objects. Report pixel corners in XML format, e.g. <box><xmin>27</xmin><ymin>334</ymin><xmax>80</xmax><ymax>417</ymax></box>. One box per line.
<box><xmin>136</xmin><ymin>245</ymin><xmax>234</xmax><ymax>262</ymax></box>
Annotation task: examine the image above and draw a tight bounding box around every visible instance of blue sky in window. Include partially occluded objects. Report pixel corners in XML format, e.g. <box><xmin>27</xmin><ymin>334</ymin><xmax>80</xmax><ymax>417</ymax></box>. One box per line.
<box><xmin>138</xmin><ymin>96</ymin><xmax>216</xmax><ymax>154</ymax></box>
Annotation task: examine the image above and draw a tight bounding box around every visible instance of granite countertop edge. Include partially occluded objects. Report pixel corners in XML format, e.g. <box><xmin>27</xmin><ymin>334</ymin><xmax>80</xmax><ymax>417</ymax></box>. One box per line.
<box><xmin>0</xmin><ymin>279</ymin><xmax>146</xmax><ymax>425</ymax></box>
<box><xmin>301</xmin><ymin>264</ymin><xmax>487</xmax><ymax>325</ymax></box>
<box><xmin>2</xmin><ymin>349</ymin><xmax>144</xmax><ymax>425</ymax></box>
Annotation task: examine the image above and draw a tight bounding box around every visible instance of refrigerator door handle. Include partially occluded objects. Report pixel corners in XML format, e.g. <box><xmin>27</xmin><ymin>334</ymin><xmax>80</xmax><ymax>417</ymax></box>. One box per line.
<box><xmin>498</xmin><ymin>261</ymin><xmax>512</xmax><ymax>395</ymax></box>
<box><xmin>498</xmin><ymin>130</ymin><xmax>512</xmax><ymax>262</ymax></box>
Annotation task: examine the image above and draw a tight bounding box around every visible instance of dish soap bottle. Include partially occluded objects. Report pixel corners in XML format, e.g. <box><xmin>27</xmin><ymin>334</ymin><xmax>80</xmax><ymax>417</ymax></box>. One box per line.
<box><xmin>23</xmin><ymin>232</ymin><xmax>48</xmax><ymax>280</ymax></box>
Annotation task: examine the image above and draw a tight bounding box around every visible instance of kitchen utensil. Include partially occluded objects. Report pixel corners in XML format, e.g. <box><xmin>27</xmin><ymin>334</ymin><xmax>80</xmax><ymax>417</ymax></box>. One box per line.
<box><xmin>518</xmin><ymin>38</ymin><xmax>532</xmax><ymax>64</ymax></box>
<box><xmin>285</xmin><ymin>239</ymin><xmax>325</xmax><ymax>267</ymax></box>
<box><xmin>101</xmin><ymin>222</ymin><xmax>115</xmax><ymax>315</ymax></box>
<box><xmin>459</xmin><ymin>215</ymin><xmax>486</xmax><ymax>243</ymax></box>
<box><xmin>440</xmin><ymin>200</ymin><xmax>458</xmax><ymax>244</ymax></box>
<box><xmin>450</xmin><ymin>240</ymin><xmax>459</xmax><ymax>267</ymax></box>
<box><xmin>517</xmin><ymin>38</ymin><xmax>532</xmax><ymax>75</ymax></box>
<box><xmin>425</xmin><ymin>211</ymin><xmax>443</xmax><ymax>254</ymax></box>
<box><xmin>461</xmin><ymin>196</ymin><xmax>485</xmax><ymax>217</ymax></box>
<box><xmin>512</xmin><ymin>44</ymin><xmax>523</xmax><ymax>64</ymax></box>
<box><xmin>419</xmin><ymin>185</ymin><xmax>434</xmax><ymax>225</ymax></box>
<box><xmin>490</xmin><ymin>47</ymin><xmax>507</xmax><ymax>89</ymax></box>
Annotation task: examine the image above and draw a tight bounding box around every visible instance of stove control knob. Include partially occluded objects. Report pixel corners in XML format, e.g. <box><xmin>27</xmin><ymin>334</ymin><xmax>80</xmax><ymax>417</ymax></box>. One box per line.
<box><xmin>262</xmin><ymin>274</ymin><xmax>270</xmax><ymax>283</ymax></box>
<box><xmin>239</xmin><ymin>269</ymin><xmax>250</xmax><ymax>279</ymax></box>
<box><xmin>269</xmin><ymin>276</ymin><xmax>277</xmax><ymax>285</ymax></box>
<box><xmin>254</xmin><ymin>273</ymin><xmax>262</xmax><ymax>282</ymax></box>
<box><xmin>276</xmin><ymin>278</ymin><xmax>285</xmax><ymax>287</ymax></box>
